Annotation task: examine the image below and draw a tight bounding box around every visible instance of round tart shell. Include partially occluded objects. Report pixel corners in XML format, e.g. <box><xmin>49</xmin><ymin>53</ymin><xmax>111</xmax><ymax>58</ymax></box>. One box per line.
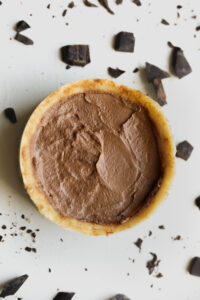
<box><xmin>19</xmin><ymin>79</ymin><xmax>175</xmax><ymax>236</ymax></box>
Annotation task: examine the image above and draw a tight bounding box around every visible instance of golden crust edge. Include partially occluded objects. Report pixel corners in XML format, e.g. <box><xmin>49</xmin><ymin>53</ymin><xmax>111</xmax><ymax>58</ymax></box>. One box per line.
<box><xmin>19</xmin><ymin>79</ymin><xmax>175</xmax><ymax>236</ymax></box>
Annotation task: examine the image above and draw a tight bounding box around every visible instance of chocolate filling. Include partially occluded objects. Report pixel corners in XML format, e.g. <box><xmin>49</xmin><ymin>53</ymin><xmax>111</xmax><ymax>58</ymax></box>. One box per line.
<box><xmin>31</xmin><ymin>92</ymin><xmax>161</xmax><ymax>224</ymax></box>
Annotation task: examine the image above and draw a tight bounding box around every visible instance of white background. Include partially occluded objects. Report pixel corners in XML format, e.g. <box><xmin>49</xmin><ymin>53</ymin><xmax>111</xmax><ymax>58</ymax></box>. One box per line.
<box><xmin>0</xmin><ymin>0</ymin><xmax>200</xmax><ymax>299</ymax></box>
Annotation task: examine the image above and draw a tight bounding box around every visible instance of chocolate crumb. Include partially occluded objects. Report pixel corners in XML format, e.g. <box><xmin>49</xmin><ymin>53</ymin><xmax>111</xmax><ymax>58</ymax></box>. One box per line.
<box><xmin>15</xmin><ymin>20</ymin><xmax>30</xmax><ymax>32</ymax></box>
<box><xmin>116</xmin><ymin>0</ymin><xmax>123</xmax><ymax>4</ymax></box>
<box><xmin>161</xmin><ymin>18</ymin><xmax>170</xmax><ymax>25</ymax></box>
<box><xmin>83</xmin><ymin>0</ymin><xmax>97</xmax><ymax>7</ymax></box>
<box><xmin>196</xmin><ymin>26</ymin><xmax>200</xmax><ymax>31</ymax></box>
<box><xmin>0</xmin><ymin>235</ymin><xmax>3</xmax><ymax>242</ymax></box>
<box><xmin>84</xmin><ymin>268</ymin><xmax>88</xmax><ymax>271</ymax></box>
<box><xmin>172</xmin><ymin>235</ymin><xmax>182</xmax><ymax>240</ymax></box>
<box><xmin>156</xmin><ymin>272</ymin><xmax>163</xmax><ymax>278</ymax></box>
<box><xmin>61</xmin><ymin>45</ymin><xmax>90</xmax><ymax>66</ymax></box>
<box><xmin>133</xmin><ymin>67</ymin><xmax>139</xmax><ymax>73</ymax></box>
<box><xmin>62</xmin><ymin>9</ymin><xmax>67</xmax><ymax>17</ymax></box>
<box><xmin>2</xmin><ymin>225</ymin><xmax>6</xmax><ymax>230</ymax></box>
<box><xmin>146</xmin><ymin>252</ymin><xmax>160</xmax><ymax>275</ymax></box>
<box><xmin>150</xmin><ymin>284</ymin><xmax>153</xmax><ymax>288</ymax></box>
<box><xmin>0</xmin><ymin>275</ymin><xmax>28</xmax><ymax>298</ymax></box>
<box><xmin>177</xmin><ymin>12</ymin><xmax>180</xmax><ymax>18</ymax></box>
<box><xmin>158</xmin><ymin>225</ymin><xmax>165</xmax><ymax>230</ymax></box>
<box><xmin>152</xmin><ymin>79</ymin><xmax>167</xmax><ymax>106</ymax></box>
<box><xmin>195</xmin><ymin>196</ymin><xmax>200</xmax><ymax>209</ymax></box>
<box><xmin>49</xmin><ymin>268</ymin><xmax>51</xmax><ymax>273</ymax></box>
<box><xmin>169</xmin><ymin>44</ymin><xmax>192</xmax><ymax>78</ymax></box>
<box><xmin>20</xmin><ymin>226</ymin><xmax>26</xmax><ymax>230</ymax></box>
<box><xmin>191</xmin><ymin>15</ymin><xmax>197</xmax><ymax>19</ymax></box>
<box><xmin>177</xmin><ymin>5</ymin><xmax>182</xmax><ymax>9</ymax></box>
<box><xmin>149</xmin><ymin>230</ymin><xmax>152</xmax><ymax>236</ymax></box>
<box><xmin>36</xmin><ymin>229</ymin><xmax>40</xmax><ymax>232</ymax></box>
<box><xmin>4</xmin><ymin>108</ymin><xmax>17</xmax><ymax>123</ymax></box>
<box><xmin>47</xmin><ymin>4</ymin><xmax>50</xmax><ymax>9</ymax></box>
<box><xmin>134</xmin><ymin>238</ymin><xmax>143</xmax><ymax>250</ymax></box>
<box><xmin>32</xmin><ymin>248</ymin><xmax>37</xmax><ymax>253</ymax></box>
<box><xmin>176</xmin><ymin>141</ymin><xmax>193</xmax><ymax>160</ymax></box>
<box><xmin>53</xmin><ymin>292</ymin><xmax>75</xmax><ymax>300</ymax></box>
<box><xmin>98</xmin><ymin>0</ymin><xmax>114</xmax><ymax>14</ymax></box>
<box><xmin>108</xmin><ymin>67</ymin><xmax>125</xmax><ymax>78</ymax></box>
<box><xmin>132</xmin><ymin>0</ymin><xmax>141</xmax><ymax>6</ymax></box>
<box><xmin>109</xmin><ymin>294</ymin><xmax>130</xmax><ymax>300</ymax></box>
<box><xmin>21</xmin><ymin>214</ymin><xmax>25</xmax><ymax>219</ymax></box>
<box><xmin>189</xmin><ymin>257</ymin><xmax>200</xmax><ymax>277</ymax></box>
<box><xmin>114</xmin><ymin>31</ymin><xmax>135</xmax><ymax>52</ymax></box>
<box><xmin>145</xmin><ymin>62</ymin><xmax>169</xmax><ymax>82</ymax></box>
<box><xmin>15</xmin><ymin>33</ymin><xmax>33</xmax><ymax>45</ymax></box>
<box><xmin>66</xmin><ymin>65</ymin><xmax>71</xmax><ymax>69</ymax></box>
<box><xmin>60</xmin><ymin>238</ymin><xmax>63</xmax><ymax>242</ymax></box>
<box><xmin>26</xmin><ymin>229</ymin><xmax>32</xmax><ymax>233</ymax></box>
<box><xmin>0</xmin><ymin>2</ymin><xmax>2</xmax><ymax>5</ymax></box>
<box><xmin>68</xmin><ymin>1</ymin><xmax>74</xmax><ymax>8</ymax></box>
<box><xmin>25</xmin><ymin>247</ymin><xmax>31</xmax><ymax>252</ymax></box>
<box><xmin>31</xmin><ymin>232</ymin><xmax>36</xmax><ymax>238</ymax></box>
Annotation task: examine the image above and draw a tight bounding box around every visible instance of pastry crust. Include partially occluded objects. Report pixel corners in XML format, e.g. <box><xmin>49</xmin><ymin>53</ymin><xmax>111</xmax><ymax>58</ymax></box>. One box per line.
<box><xmin>19</xmin><ymin>79</ymin><xmax>175</xmax><ymax>236</ymax></box>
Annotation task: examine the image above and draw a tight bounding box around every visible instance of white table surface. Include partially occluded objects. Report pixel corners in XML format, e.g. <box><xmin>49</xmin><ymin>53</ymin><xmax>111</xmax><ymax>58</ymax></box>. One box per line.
<box><xmin>0</xmin><ymin>0</ymin><xmax>200</xmax><ymax>299</ymax></box>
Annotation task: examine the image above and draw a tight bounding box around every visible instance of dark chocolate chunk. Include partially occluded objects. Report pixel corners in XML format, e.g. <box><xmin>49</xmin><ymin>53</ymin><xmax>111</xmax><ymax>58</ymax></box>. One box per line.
<box><xmin>15</xmin><ymin>33</ymin><xmax>33</xmax><ymax>45</ymax></box>
<box><xmin>0</xmin><ymin>2</ymin><xmax>2</xmax><ymax>5</ymax></box>
<box><xmin>62</xmin><ymin>9</ymin><xmax>67</xmax><ymax>16</ymax></box>
<box><xmin>170</xmin><ymin>45</ymin><xmax>192</xmax><ymax>78</ymax></box>
<box><xmin>132</xmin><ymin>0</ymin><xmax>141</xmax><ymax>6</ymax></box>
<box><xmin>152</xmin><ymin>79</ymin><xmax>167</xmax><ymax>106</ymax></box>
<box><xmin>172</xmin><ymin>235</ymin><xmax>182</xmax><ymax>241</ymax></box>
<box><xmin>20</xmin><ymin>226</ymin><xmax>26</xmax><ymax>230</ymax></box>
<box><xmin>0</xmin><ymin>235</ymin><xmax>2</xmax><ymax>242</ymax></box>
<box><xmin>4</xmin><ymin>108</ymin><xmax>17</xmax><ymax>123</ymax></box>
<box><xmin>134</xmin><ymin>238</ymin><xmax>143</xmax><ymax>250</ymax></box>
<box><xmin>2</xmin><ymin>225</ymin><xmax>6</xmax><ymax>229</ymax></box>
<box><xmin>66</xmin><ymin>65</ymin><xmax>71</xmax><ymax>69</ymax></box>
<box><xmin>68</xmin><ymin>1</ymin><xmax>74</xmax><ymax>8</ymax></box>
<box><xmin>161</xmin><ymin>18</ymin><xmax>170</xmax><ymax>25</ymax></box>
<box><xmin>25</xmin><ymin>247</ymin><xmax>32</xmax><ymax>252</ymax></box>
<box><xmin>109</xmin><ymin>294</ymin><xmax>130</xmax><ymax>300</ymax></box>
<box><xmin>47</xmin><ymin>4</ymin><xmax>50</xmax><ymax>9</ymax></box>
<box><xmin>98</xmin><ymin>0</ymin><xmax>114</xmax><ymax>14</ymax></box>
<box><xmin>156</xmin><ymin>272</ymin><xmax>163</xmax><ymax>278</ymax></box>
<box><xmin>158</xmin><ymin>225</ymin><xmax>165</xmax><ymax>230</ymax></box>
<box><xmin>116</xmin><ymin>0</ymin><xmax>123</xmax><ymax>4</ymax></box>
<box><xmin>146</xmin><ymin>252</ymin><xmax>160</xmax><ymax>275</ymax></box>
<box><xmin>133</xmin><ymin>67</ymin><xmax>139</xmax><ymax>73</ymax></box>
<box><xmin>15</xmin><ymin>20</ymin><xmax>30</xmax><ymax>32</ymax></box>
<box><xmin>176</xmin><ymin>141</ymin><xmax>193</xmax><ymax>160</ymax></box>
<box><xmin>48</xmin><ymin>268</ymin><xmax>51</xmax><ymax>272</ymax></box>
<box><xmin>189</xmin><ymin>257</ymin><xmax>200</xmax><ymax>277</ymax></box>
<box><xmin>53</xmin><ymin>292</ymin><xmax>75</xmax><ymax>300</ymax></box>
<box><xmin>195</xmin><ymin>196</ymin><xmax>200</xmax><ymax>209</ymax></box>
<box><xmin>114</xmin><ymin>31</ymin><xmax>135</xmax><ymax>52</ymax></box>
<box><xmin>61</xmin><ymin>45</ymin><xmax>90</xmax><ymax>66</ymax></box>
<box><xmin>108</xmin><ymin>67</ymin><xmax>125</xmax><ymax>78</ymax></box>
<box><xmin>0</xmin><ymin>275</ymin><xmax>28</xmax><ymax>298</ymax></box>
<box><xmin>177</xmin><ymin>5</ymin><xmax>182</xmax><ymax>9</ymax></box>
<box><xmin>196</xmin><ymin>26</ymin><xmax>200</xmax><ymax>31</ymax></box>
<box><xmin>145</xmin><ymin>62</ymin><xmax>169</xmax><ymax>82</ymax></box>
<box><xmin>83</xmin><ymin>0</ymin><xmax>97</xmax><ymax>7</ymax></box>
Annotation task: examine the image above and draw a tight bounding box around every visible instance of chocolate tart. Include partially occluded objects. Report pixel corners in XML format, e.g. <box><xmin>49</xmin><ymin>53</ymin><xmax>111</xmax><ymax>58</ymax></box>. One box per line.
<box><xmin>19</xmin><ymin>79</ymin><xmax>175</xmax><ymax>235</ymax></box>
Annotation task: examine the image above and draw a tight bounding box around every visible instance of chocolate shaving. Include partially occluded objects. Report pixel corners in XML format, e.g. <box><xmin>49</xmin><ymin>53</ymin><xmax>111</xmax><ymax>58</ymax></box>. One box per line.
<box><xmin>146</xmin><ymin>252</ymin><xmax>160</xmax><ymax>275</ymax></box>
<box><xmin>15</xmin><ymin>20</ymin><xmax>30</xmax><ymax>32</ymax></box>
<box><xmin>83</xmin><ymin>0</ymin><xmax>97</xmax><ymax>7</ymax></box>
<box><xmin>0</xmin><ymin>275</ymin><xmax>28</xmax><ymax>298</ymax></box>
<box><xmin>169</xmin><ymin>45</ymin><xmax>192</xmax><ymax>79</ymax></box>
<box><xmin>68</xmin><ymin>1</ymin><xmax>74</xmax><ymax>8</ymax></box>
<box><xmin>108</xmin><ymin>67</ymin><xmax>125</xmax><ymax>78</ymax></box>
<box><xmin>161</xmin><ymin>18</ymin><xmax>169</xmax><ymax>25</ymax></box>
<box><xmin>189</xmin><ymin>257</ymin><xmax>200</xmax><ymax>277</ymax></box>
<box><xmin>114</xmin><ymin>31</ymin><xmax>135</xmax><ymax>52</ymax></box>
<box><xmin>176</xmin><ymin>141</ymin><xmax>193</xmax><ymax>160</ymax></box>
<box><xmin>195</xmin><ymin>196</ymin><xmax>200</xmax><ymax>209</ymax></box>
<box><xmin>53</xmin><ymin>292</ymin><xmax>75</xmax><ymax>300</ymax></box>
<box><xmin>152</xmin><ymin>79</ymin><xmax>167</xmax><ymax>106</ymax></box>
<box><xmin>109</xmin><ymin>294</ymin><xmax>130</xmax><ymax>300</ymax></box>
<box><xmin>134</xmin><ymin>238</ymin><xmax>143</xmax><ymax>250</ymax></box>
<box><xmin>62</xmin><ymin>9</ymin><xmax>67</xmax><ymax>16</ymax></box>
<box><xmin>98</xmin><ymin>0</ymin><xmax>114</xmax><ymax>14</ymax></box>
<box><xmin>145</xmin><ymin>62</ymin><xmax>169</xmax><ymax>82</ymax></box>
<box><xmin>4</xmin><ymin>107</ymin><xmax>17</xmax><ymax>123</ymax></box>
<box><xmin>116</xmin><ymin>0</ymin><xmax>123</xmax><ymax>4</ymax></box>
<box><xmin>15</xmin><ymin>33</ymin><xmax>33</xmax><ymax>45</ymax></box>
<box><xmin>61</xmin><ymin>45</ymin><xmax>90</xmax><ymax>67</ymax></box>
<box><xmin>132</xmin><ymin>0</ymin><xmax>141</xmax><ymax>6</ymax></box>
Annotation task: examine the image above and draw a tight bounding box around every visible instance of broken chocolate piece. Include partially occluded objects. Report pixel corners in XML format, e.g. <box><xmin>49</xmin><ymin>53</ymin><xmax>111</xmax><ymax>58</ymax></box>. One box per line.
<box><xmin>176</xmin><ymin>141</ymin><xmax>193</xmax><ymax>160</ymax></box>
<box><xmin>170</xmin><ymin>46</ymin><xmax>192</xmax><ymax>78</ymax></box>
<box><xmin>0</xmin><ymin>275</ymin><xmax>28</xmax><ymax>298</ymax></box>
<box><xmin>158</xmin><ymin>225</ymin><xmax>165</xmax><ymax>229</ymax></box>
<box><xmin>4</xmin><ymin>107</ymin><xmax>17</xmax><ymax>123</ymax></box>
<box><xmin>156</xmin><ymin>273</ymin><xmax>163</xmax><ymax>278</ymax></box>
<box><xmin>109</xmin><ymin>294</ymin><xmax>130</xmax><ymax>300</ymax></box>
<box><xmin>83</xmin><ymin>0</ymin><xmax>97</xmax><ymax>7</ymax></box>
<box><xmin>195</xmin><ymin>196</ymin><xmax>200</xmax><ymax>209</ymax></box>
<box><xmin>196</xmin><ymin>26</ymin><xmax>200</xmax><ymax>31</ymax></box>
<box><xmin>15</xmin><ymin>20</ymin><xmax>30</xmax><ymax>32</ymax></box>
<box><xmin>134</xmin><ymin>238</ymin><xmax>143</xmax><ymax>250</ymax></box>
<box><xmin>15</xmin><ymin>33</ymin><xmax>33</xmax><ymax>45</ymax></box>
<box><xmin>61</xmin><ymin>45</ymin><xmax>90</xmax><ymax>66</ymax></box>
<box><xmin>116</xmin><ymin>0</ymin><xmax>123</xmax><ymax>4</ymax></box>
<box><xmin>68</xmin><ymin>1</ymin><xmax>74</xmax><ymax>8</ymax></box>
<box><xmin>108</xmin><ymin>67</ymin><xmax>125</xmax><ymax>78</ymax></box>
<box><xmin>114</xmin><ymin>31</ymin><xmax>135</xmax><ymax>52</ymax></box>
<box><xmin>161</xmin><ymin>18</ymin><xmax>169</xmax><ymax>25</ymax></box>
<box><xmin>146</xmin><ymin>252</ymin><xmax>160</xmax><ymax>275</ymax></box>
<box><xmin>53</xmin><ymin>292</ymin><xmax>75</xmax><ymax>300</ymax></box>
<box><xmin>145</xmin><ymin>62</ymin><xmax>169</xmax><ymax>82</ymax></box>
<box><xmin>189</xmin><ymin>257</ymin><xmax>200</xmax><ymax>277</ymax></box>
<box><xmin>98</xmin><ymin>0</ymin><xmax>114</xmax><ymax>14</ymax></box>
<box><xmin>177</xmin><ymin>5</ymin><xmax>182</xmax><ymax>9</ymax></box>
<box><xmin>152</xmin><ymin>78</ymin><xmax>167</xmax><ymax>106</ymax></box>
<box><xmin>172</xmin><ymin>235</ymin><xmax>181</xmax><ymax>240</ymax></box>
<box><xmin>132</xmin><ymin>0</ymin><xmax>141</xmax><ymax>6</ymax></box>
<box><xmin>62</xmin><ymin>9</ymin><xmax>67</xmax><ymax>16</ymax></box>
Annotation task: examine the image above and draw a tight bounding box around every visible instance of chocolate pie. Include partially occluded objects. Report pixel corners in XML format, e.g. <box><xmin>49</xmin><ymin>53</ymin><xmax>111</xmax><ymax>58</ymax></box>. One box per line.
<box><xmin>19</xmin><ymin>79</ymin><xmax>174</xmax><ymax>235</ymax></box>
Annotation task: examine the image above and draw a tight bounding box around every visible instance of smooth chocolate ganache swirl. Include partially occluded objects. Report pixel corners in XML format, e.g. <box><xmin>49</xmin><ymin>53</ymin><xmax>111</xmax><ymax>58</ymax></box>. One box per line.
<box><xmin>31</xmin><ymin>92</ymin><xmax>161</xmax><ymax>224</ymax></box>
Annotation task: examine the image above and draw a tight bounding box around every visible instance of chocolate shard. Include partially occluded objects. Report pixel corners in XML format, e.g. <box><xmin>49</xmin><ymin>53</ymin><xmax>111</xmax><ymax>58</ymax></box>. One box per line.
<box><xmin>53</xmin><ymin>292</ymin><xmax>75</xmax><ymax>300</ymax></box>
<box><xmin>4</xmin><ymin>107</ymin><xmax>17</xmax><ymax>123</ymax></box>
<box><xmin>132</xmin><ymin>0</ymin><xmax>141</xmax><ymax>6</ymax></box>
<box><xmin>171</xmin><ymin>46</ymin><xmax>192</xmax><ymax>78</ymax></box>
<box><xmin>161</xmin><ymin>18</ymin><xmax>169</xmax><ymax>25</ymax></box>
<box><xmin>15</xmin><ymin>20</ymin><xmax>30</xmax><ymax>32</ymax></box>
<box><xmin>68</xmin><ymin>1</ymin><xmax>74</xmax><ymax>8</ymax></box>
<box><xmin>195</xmin><ymin>196</ymin><xmax>200</xmax><ymax>209</ymax></box>
<box><xmin>83</xmin><ymin>0</ymin><xmax>97</xmax><ymax>7</ymax></box>
<box><xmin>109</xmin><ymin>294</ymin><xmax>130</xmax><ymax>300</ymax></box>
<box><xmin>61</xmin><ymin>45</ymin><xmax>90</xmax><ymax>66</ymax></box>
<box><xmin>62</xmin><ymin>9</ymin><xmax>67</xmax><ymax>16</ymax></box>
<box><xmin>114</xmin><ymin>31</ymin><xmax>135</xmax><ymax>52</ymax></box>
<box><xmin>116</xmin><ymin>0</ymin><xmax>123</xmax><ymax>4</ymax></box>
<box><xmin>145</xmin><ymin>62</ymin><xmax>169</xmax><ymax>82</ymax></box>
<box><xmin>152</xmin><ymin>79</ymin><xmax>167</xmax><ymax>106</ymax></box>
<box><xmin>176</xmin><ymin>140</ymin><xmax>193</xmax><ymax>160</ymax></box>
<box><xmin>134</xmin><ymin>238</ymin><xmax>143</xmax><ymax>250</ymax></box>
<box><xmin>0</xmin><ymin>275</ymin><xmax>28</xmax><ymax>298</ymax></box>
<box><xmin>15</xmin><ymin>33</ymin><xmax>33</xmax><ymax>45</ymax></box>
<box><xmin>108</xmin><ymin>67</ymin><xmax>125</xmax><ymax>78</ymax></box>
<box><xmin>98</xmin><ymin>0</ymin><xmax>114</xmax><ymax>14</ymax></box>
<box><xmin>146</xmin><ymin>252</ymin><xmax>160</xmax><ymax>275</ymax></box>
<box><xmin>189</xmin><ymin>257</ymin><xmax>200</xmax><ymax>277</ymax></box>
